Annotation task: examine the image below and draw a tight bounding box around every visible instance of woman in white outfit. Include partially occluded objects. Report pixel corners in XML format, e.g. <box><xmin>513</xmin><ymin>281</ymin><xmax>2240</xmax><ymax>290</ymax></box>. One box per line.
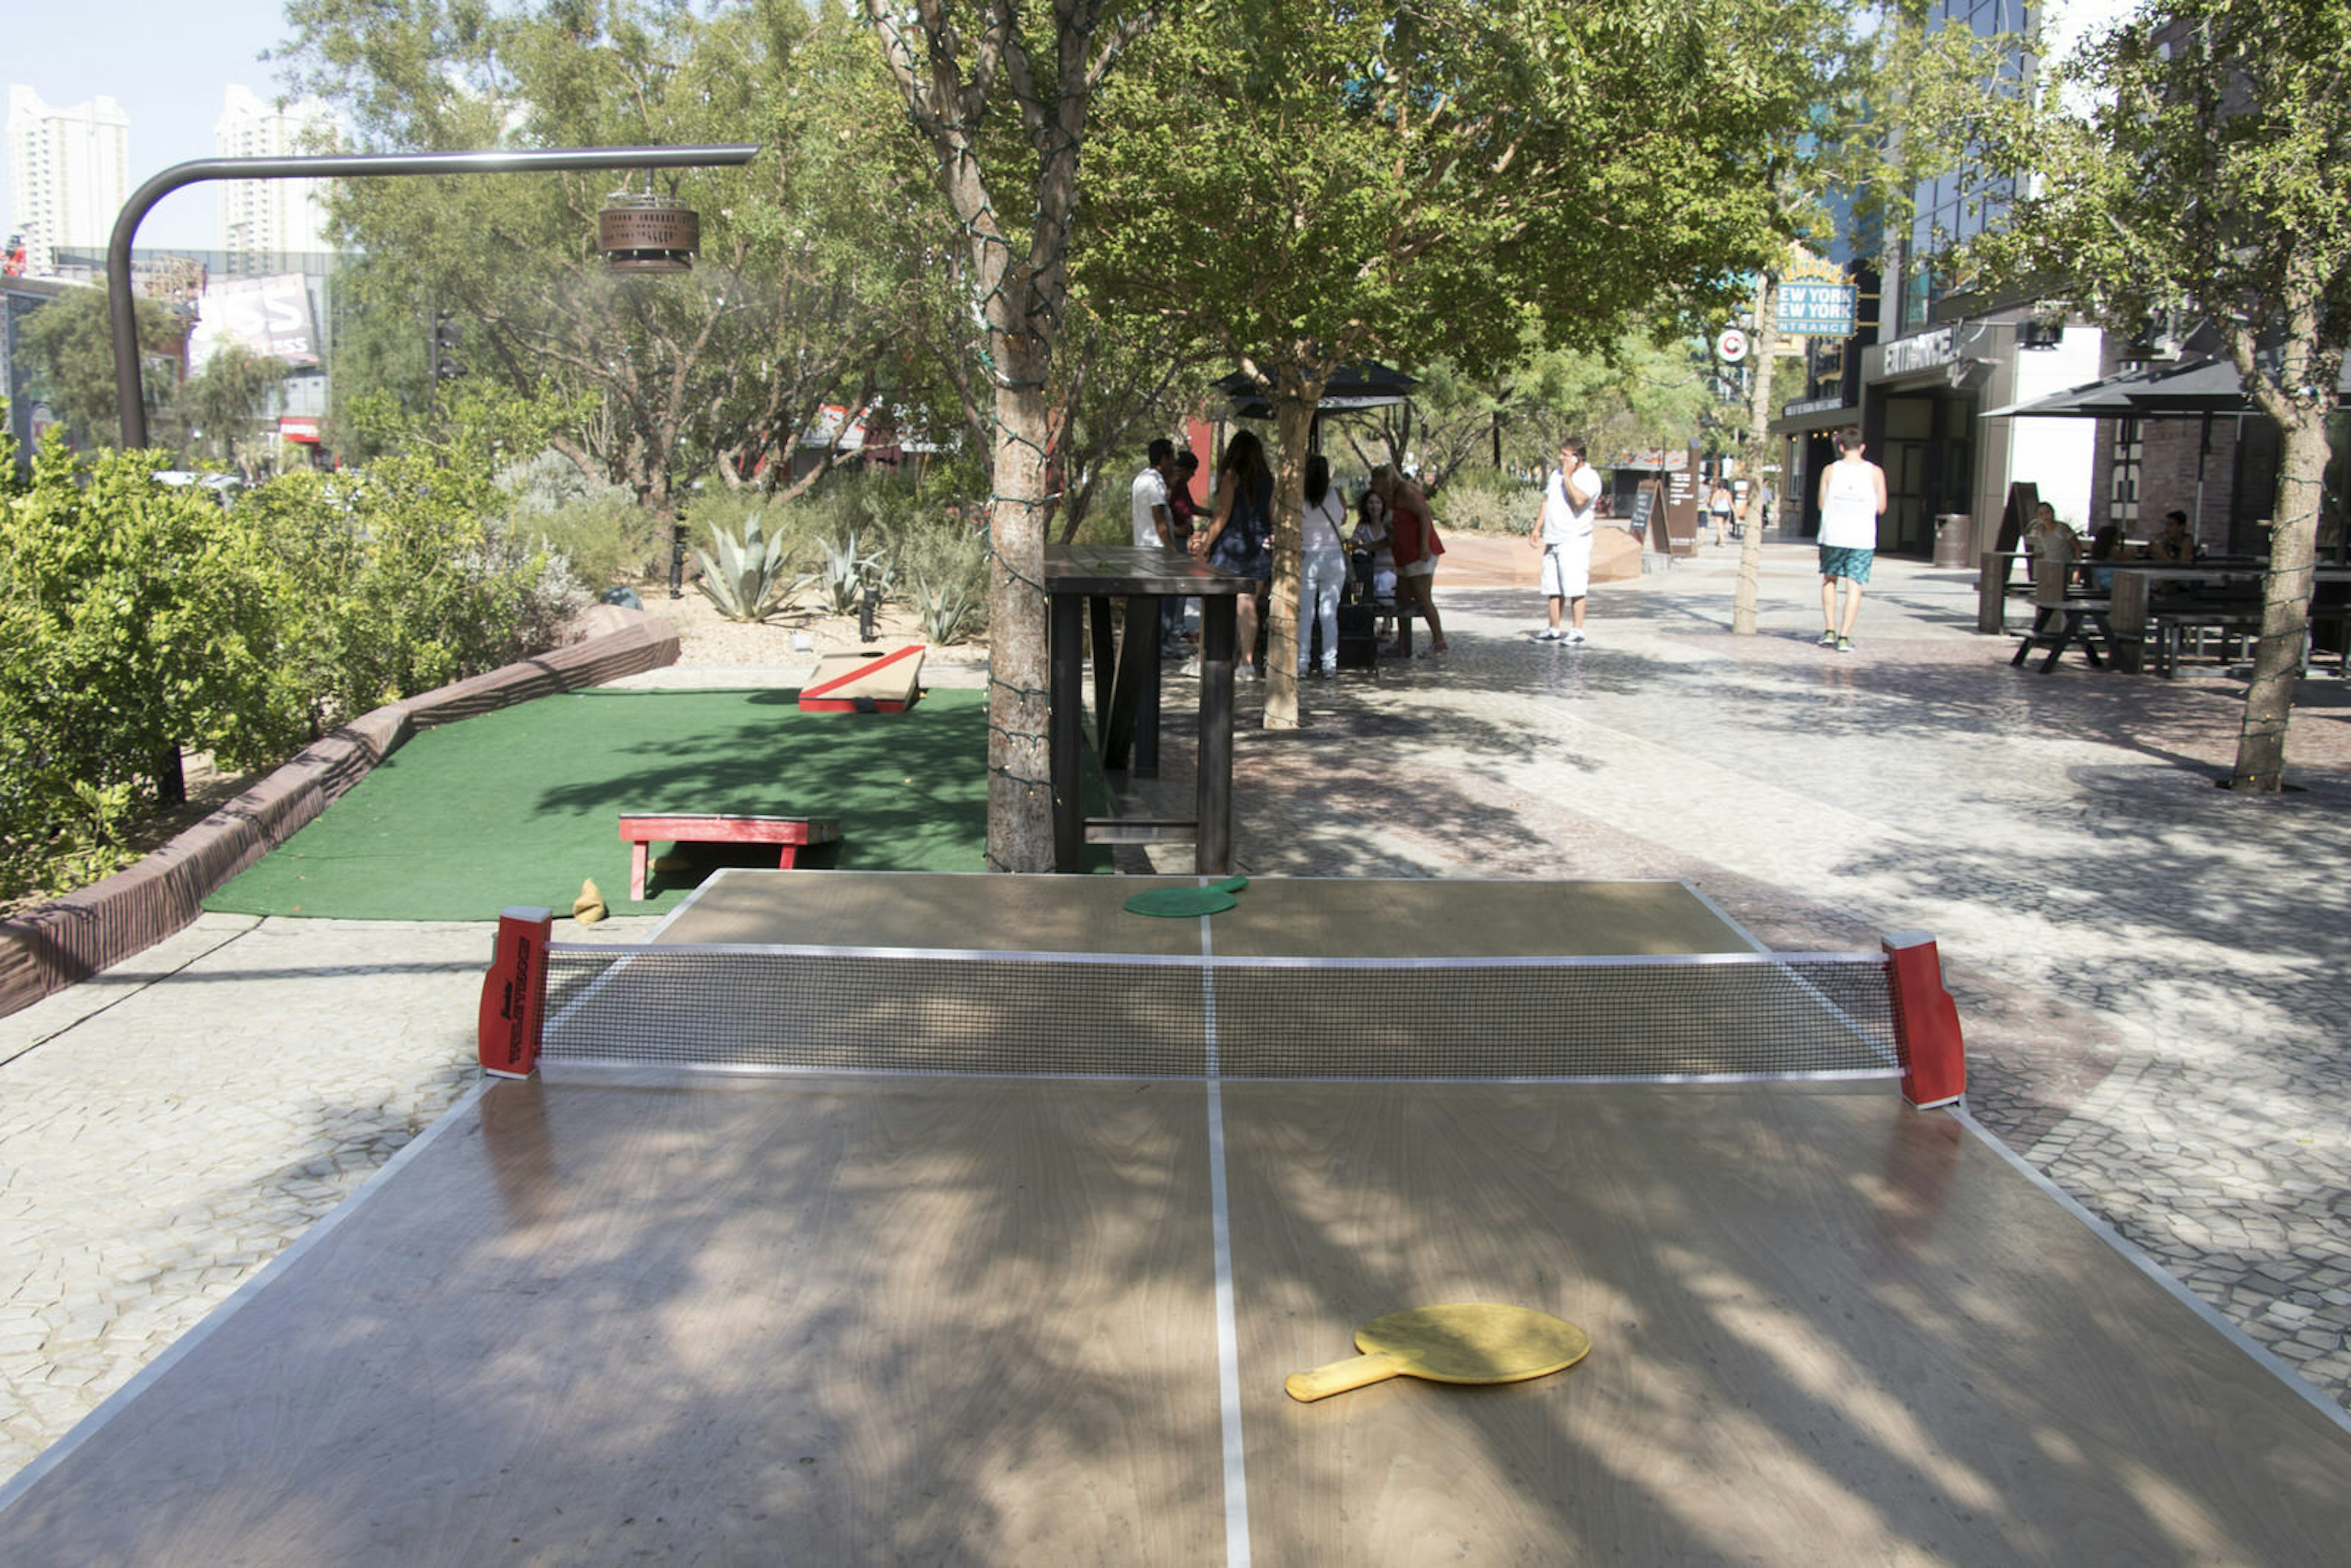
<box><xmin>1298</xmin><ymin>454</ymin><xmax>1349</xmax><ymax>677</ymax></box>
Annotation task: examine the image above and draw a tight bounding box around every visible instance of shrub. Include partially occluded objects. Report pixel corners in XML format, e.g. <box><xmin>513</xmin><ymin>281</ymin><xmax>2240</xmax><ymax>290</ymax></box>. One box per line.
<box><xmin>1</xmin><ymin>429</ymin><xmax>310</xmax><ymax>893</ymax></box>
<box><xmin>522</xmin><ymin>492</ymin><xmax>661</xmax><ymax>589</ymax></box>
<box><xmin>902</xmin><ymin>525</ymin><xmax>991</xmax><ymax>644</ymax></box>
<box><xmin>1</xmin><ymin>387</ymin><xmax>583</xmax><ymax>900</ymax></box>
<box><xmin>1430</xmin><ymin>470</ymin><xmax>1539</xmax><ymax>534</ymax></box>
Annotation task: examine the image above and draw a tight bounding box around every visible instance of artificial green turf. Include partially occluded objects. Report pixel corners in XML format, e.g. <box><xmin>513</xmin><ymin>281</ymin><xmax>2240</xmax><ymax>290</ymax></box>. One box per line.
<box><xmin>206</xmin><ymin>687</ymin><xmax>1114</xmax><ymax>920</ymax></box>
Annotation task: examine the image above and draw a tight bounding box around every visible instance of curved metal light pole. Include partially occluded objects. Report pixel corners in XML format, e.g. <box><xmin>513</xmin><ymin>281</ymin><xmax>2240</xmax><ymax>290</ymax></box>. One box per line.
<box><xmin>108</xmin><ymin>144</ymin><xmax>760</xmax><ymax>449</ymax></box>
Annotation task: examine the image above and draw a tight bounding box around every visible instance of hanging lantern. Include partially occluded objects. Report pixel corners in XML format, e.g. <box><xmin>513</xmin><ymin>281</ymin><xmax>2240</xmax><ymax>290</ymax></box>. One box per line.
<box><xmin>598</xmin><ymin>186</ymin><xmax>700</xmax><ymax>274</ymax></box>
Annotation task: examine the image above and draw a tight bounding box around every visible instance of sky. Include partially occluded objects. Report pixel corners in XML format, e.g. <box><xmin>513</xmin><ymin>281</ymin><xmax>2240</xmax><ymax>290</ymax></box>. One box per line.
<box><xmin>4</xmin><ymin>0</ymin><xmax>305</xmax><ymax>249</ymax></box>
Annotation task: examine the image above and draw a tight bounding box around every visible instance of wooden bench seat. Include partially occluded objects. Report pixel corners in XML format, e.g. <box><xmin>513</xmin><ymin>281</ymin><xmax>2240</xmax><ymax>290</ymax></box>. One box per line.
<box><xmin>617</xmin><ymin>813</ymin><xmax>842</xmax><ymax>900</ymax></box>
<box><xmin>2150</xmin><ymin>608</ymin><xmax>2260</xmax><ymax>678</ymax></box>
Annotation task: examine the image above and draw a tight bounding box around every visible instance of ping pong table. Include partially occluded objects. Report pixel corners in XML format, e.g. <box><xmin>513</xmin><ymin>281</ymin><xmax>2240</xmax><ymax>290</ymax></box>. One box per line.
<box><xmin>1</xmin><ymin>871</ymin><xmax>2345</xmax><ymax>1564</ymax></box>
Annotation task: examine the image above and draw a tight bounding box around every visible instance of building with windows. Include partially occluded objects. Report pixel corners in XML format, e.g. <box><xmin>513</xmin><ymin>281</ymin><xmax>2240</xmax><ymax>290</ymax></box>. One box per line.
<box><xmin>214</xmin><ymin>87</ymin><xmax>337</xmax><ymax>266</ymax></box>
<box><xmin>5</xmin><ymin>86</ymin><xmax>132</xmax><ymax>279</ymax></box>
<box><xmin>1769</xmin><ymin>1</ymin><xmax>2136</xmax><ymax>559</ymax></box>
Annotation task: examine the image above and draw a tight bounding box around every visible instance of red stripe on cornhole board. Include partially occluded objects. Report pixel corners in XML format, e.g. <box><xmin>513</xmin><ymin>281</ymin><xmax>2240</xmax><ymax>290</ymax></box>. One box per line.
<box><xmin>801</xmin><ymin>643</ymin><xmax>926</xmax><ymax>700</ymax></box>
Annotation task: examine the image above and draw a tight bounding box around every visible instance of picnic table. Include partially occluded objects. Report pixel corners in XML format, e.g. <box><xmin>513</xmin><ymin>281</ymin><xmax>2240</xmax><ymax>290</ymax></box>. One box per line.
<box><xmin>2105</xmin><ymin>562</ymin><xmax>2351</xmax><ymax>674</ymax></box>
<box><xmin>1042</xmin><ymin>544</ymin><xmax>1253</xmax><ymax>874</ymax></box>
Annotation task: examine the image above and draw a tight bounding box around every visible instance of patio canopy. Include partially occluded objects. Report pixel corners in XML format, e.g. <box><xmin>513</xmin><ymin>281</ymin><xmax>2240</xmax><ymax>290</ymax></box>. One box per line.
<box><xmin>1982</xmin><ymin>355</ymin><xmax>2351</xmax><ymax>420</ymax></box>
<box><xmin>1217</xmin><ymin>362</ymin><xmax>1418</xmax><ymax>420</ymax></box>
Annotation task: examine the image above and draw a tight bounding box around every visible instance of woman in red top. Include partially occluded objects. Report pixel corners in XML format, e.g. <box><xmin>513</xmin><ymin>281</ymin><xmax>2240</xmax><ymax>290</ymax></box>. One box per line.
<box><xmin>1371</xmin><ymin>467</ymin><xmax>1448</xmax><ymax>654</ymax></box>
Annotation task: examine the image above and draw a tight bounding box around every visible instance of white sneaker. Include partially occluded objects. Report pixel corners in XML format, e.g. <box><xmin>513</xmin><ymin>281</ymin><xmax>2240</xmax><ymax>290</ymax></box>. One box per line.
<box><xmin>1566</xmin><ymin>628</ymin><xmax>1588</xmax><ymax>645</ymax></box>
<box><xmin>1534</xmin><ymin>628</ymin><xmax>1563</xmax><ymax>642</ymax></box>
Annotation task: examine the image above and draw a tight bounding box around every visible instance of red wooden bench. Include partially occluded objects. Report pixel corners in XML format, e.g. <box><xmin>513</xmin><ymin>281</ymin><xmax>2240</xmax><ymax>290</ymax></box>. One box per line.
<box><xmin>617</xmin><ymin>814</ymin><xmax>842</xmax><ymax>900</ymax></box>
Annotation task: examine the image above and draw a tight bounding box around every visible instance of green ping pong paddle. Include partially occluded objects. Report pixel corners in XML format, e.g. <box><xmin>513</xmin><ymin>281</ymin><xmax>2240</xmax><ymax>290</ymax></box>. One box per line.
<box><xmin>1122</xmin><ymin>875</ymin><xmax>1250</xmax><ymax>918</ymax></box>
<box><xmin>1284</xmin><ymin>1302</ymin><xmax>1591</xmax><ymax>1403</ymax></box>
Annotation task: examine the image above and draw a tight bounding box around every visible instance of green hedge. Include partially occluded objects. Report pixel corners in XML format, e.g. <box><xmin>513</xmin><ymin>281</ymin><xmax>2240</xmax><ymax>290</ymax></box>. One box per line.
<box><xmin>1</xmin><ymin>405</ymin><xmax>576</xmax><ymax>901</ymax></box>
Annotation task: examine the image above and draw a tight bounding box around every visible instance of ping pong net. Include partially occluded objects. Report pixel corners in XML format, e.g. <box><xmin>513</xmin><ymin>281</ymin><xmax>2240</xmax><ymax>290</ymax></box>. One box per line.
<box><xmin>478</xmin><ymin>909</ymin><xmax>1967</xmax><ymax>1106</ymax></box>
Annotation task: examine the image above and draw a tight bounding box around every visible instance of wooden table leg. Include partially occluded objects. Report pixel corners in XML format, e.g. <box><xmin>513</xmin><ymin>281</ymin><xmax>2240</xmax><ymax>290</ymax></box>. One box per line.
<box><xmin>1101</xmin><ymin>595</ymin><xmax>1154</xmax><ymax>773</ymax></box>
<box><xmin>1196</xmin><ymin>595</ymin><xmax>1237</xmax><ymax>875</ymax></box>
<box><xmin>1134</xmin><ymin>594</ymin><xmax>1163</xmax><ymax>779</ymax></box>
<box><xmin>1052</xmin><ymin>592</ymin><xmax>1086</xmax><ymax>872</ymax></box>
<box><xmin>629</xmin><ymin>839</ymin><xmax>649</xmax><ymax>901</ymax></box>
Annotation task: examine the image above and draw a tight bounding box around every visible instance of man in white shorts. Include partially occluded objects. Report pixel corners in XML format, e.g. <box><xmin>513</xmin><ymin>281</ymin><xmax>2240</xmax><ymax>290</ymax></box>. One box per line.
<box><xmin>1816</xmin><ymin>424</ymin><xmax>1888</xmax><ymax>652</ymax></box>
<box><xmin>1532</xmin><ymin>435</ymin><xmax>1599</xmax><ymax>643</ymax></box>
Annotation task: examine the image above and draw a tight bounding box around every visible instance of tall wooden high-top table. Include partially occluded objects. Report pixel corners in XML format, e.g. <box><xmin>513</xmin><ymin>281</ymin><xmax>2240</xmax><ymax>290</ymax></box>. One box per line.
<box><xmin>1043</xmin><ymin>544</ymin><xmax>1253</xmax><ymax>874</ymax></box>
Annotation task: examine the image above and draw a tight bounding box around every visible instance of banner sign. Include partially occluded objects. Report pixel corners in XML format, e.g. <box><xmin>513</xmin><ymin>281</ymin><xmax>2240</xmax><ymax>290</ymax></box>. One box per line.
<box><xmin>189</xmin><ymin>275</ymin><xmax>319</xmax><ymax>370</ymax></box>
<box><xmin>1774</xmin><ymin>280</ymin><xmax>1856</xmax><ymax>337</ymax></box>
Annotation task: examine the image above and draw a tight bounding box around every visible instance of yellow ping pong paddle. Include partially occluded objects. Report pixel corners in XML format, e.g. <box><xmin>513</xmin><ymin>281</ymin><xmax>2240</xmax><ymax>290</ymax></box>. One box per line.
<box><xmin>1284</xmin><ymin>1302</ymin><xmax>1591</xmax><ymax>1403</ymax></box>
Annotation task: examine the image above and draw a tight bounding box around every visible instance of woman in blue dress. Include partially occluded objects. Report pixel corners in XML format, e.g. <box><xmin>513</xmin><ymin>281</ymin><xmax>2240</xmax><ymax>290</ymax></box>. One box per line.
<box><xmin>1191</xmin><ymin>429</ymin><xmax>1275</xmax><ymax>677</ymax></box>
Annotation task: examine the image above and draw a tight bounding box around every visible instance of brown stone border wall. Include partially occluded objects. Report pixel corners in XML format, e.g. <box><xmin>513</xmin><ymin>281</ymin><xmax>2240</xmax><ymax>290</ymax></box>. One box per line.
<box><xmin>0</xmin><ymin>611</ymin><xmax>678</xmax><ymax>1021</ymax></box>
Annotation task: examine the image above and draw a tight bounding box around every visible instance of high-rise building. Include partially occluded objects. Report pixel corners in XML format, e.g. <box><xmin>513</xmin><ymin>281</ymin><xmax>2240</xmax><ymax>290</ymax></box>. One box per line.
<box><xmin>6</xmin><ymin>85</ymin><xmax>132</xmax><ymax>277</ymax></box>
<box><xmin>214</xmin><ymin>86</ymin><xmax>336</xmax><ymax>261</ymax></box>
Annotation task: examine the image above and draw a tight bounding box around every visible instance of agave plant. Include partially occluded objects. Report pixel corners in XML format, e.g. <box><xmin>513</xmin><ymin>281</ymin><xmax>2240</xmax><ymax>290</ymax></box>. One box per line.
<box><xmin>912</xmin><ymin>532</ymin><xmax>988</xmax><ymax>645</ymax></box>
<box><xmin>695</xmin><ymin>512</ymin><xmax>808</xmax><ymax>622</ymax></box>
<box><xmin>817</xmin><ymin>528</ymin><xmax>897</xmax><ymax>617</ymax></box>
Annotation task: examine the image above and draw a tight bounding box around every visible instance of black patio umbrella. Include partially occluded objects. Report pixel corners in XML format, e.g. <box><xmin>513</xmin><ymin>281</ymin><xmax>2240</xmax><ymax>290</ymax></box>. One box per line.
<box><xmin>1982</xmin><ymin>356</ymin><xmax>2351</xmax><ymax>420</ymax></box>
<box><xmin>1217</xmin><ymin>362</ymin><xmax>1419</xmax><ymax>421</ymax></box>
<box><xmin>1985</xmin><ymin>356</ymin><xmax>2351</xmax><ymax>541</ymax></box>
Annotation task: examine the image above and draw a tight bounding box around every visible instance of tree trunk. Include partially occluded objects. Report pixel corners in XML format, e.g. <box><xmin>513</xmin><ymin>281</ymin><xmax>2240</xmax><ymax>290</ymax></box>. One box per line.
<box><xmin>2229</xmin><ymin>405</ymin><xmax>2327</xmax><ymax>791</ymax></box>
<box><xmin>1263</xmin><ymin>391</ymin><xmax>1321</xmax><ymax>730</ymax></box>
<box><xmin>1731</xmin><ymin>276</ymin><xmax>1779</xmax><ymax>636</ymax></box>
<box><xmin>985</xmin><ymin>343</ymin><xmax>1056</xmax><ymax>868</ymax></box>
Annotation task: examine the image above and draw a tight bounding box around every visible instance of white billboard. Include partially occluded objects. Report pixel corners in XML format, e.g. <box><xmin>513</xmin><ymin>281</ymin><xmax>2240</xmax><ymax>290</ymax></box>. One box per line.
<box><xmin>188</xmin><ymin>274</ymin><xmax>319</xmax><ymax>370</ymax></box>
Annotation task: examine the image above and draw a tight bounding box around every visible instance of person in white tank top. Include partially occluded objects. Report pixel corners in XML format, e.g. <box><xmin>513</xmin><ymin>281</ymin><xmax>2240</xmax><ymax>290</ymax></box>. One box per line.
<box><xmin>1815</xmin><ymin>426</ymin><xmax>1887</xmax><ymax>651</ymax></box>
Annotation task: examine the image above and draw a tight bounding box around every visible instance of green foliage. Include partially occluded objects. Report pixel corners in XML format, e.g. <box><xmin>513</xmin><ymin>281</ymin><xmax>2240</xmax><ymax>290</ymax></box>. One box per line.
<box><xmin>1957</xmin><ymin>0</ymin><xmax>2351</xmax><ymax>787</ymax></box>
<box><xmin>1</xmin><ymin>428</ymin><xmax>312</xmax><ymax>894</ymax></box>
<box><xmin>1</xmin><ymin>383</ymin><xmax>588</xmax><ymax>899</ymax></box>
<box><xmin>1428</xmin><ymin>468</ymin><xmax>1538</xmax><ymax>535</ymax></box>
<box><xmin>17</xmin><ymin>285</ymin><xmax>189</xmax><ymax>452</ymax></box>
<box><xmin>815</xmin><ymin>527</ymin><xmax>890</xmax><ymax>617</ymax></box>
<box><xmin>900</xmin><ymin>520</ymin><xmax>989</xmax><ymax>645</ymax></box>
<box><xmin>696</xmin><ymin>513</ymin><xmax>809</xmax><ymax>621</ymax></box>
<box><xmin>176</xmin><ymin>342</ymin><xmax>292</xmax><ymax>472</ymax></box>
<box><xmin>526</xmin><ymin>493</ymin><xmax>661</xmax><ymax>589</ymax></box>
<box><xmin>279</xmin><ymin>0</ymin><xmax>933</xmax><ymax>514</ymax></box>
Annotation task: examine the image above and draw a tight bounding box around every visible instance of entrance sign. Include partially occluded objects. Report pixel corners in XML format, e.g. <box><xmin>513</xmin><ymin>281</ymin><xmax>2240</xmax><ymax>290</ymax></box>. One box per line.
<box><xmin>1775</xmin><ymin>280</ymin><xmax>1856</xmax><ymax>337</ymax></box>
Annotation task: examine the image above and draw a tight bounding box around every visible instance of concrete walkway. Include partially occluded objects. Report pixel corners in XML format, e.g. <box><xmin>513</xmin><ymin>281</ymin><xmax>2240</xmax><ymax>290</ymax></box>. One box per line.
<box><xmin>4</xmin><ymin>537</ymin><xmax>2347</xmax><ymax>1488</ymax></box>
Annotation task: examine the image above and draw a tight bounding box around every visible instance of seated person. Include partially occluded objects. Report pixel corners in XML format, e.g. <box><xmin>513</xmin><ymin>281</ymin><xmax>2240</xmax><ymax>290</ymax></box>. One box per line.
<box><xmin>2148</xmin><ymin>508</ymin><xmax>2197</xmax><ymax>563</ymax></box>
<box><xmin>2088</xmin><ymin>523</ymin><xmax>2123</xmax><ymax>592</ymax></box>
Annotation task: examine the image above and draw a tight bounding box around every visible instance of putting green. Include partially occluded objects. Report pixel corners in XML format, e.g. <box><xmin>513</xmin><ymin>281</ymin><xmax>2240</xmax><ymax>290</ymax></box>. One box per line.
<box><xmin>206</xmin><ymin>688</ymin><xmax>1115</xmax><ymax>920</ymax></box>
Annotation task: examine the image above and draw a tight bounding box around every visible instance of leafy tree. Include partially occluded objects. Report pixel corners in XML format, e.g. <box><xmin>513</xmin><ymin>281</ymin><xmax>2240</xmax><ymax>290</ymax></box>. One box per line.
<box><xmin>860</xmin><ymin>0</ymin><xmax>1161</xmax><ymax>871</ymax></box>
<box><xmin>17</xmin><ymin>285</ymin><xmax>189</xmax><ymax>452</ymax></box>
<box><xmin>1962</xmin><ymin>0</ymin><xmax>2351</xmax><ymax>791</ymax></box>
<box><xmin>1356</xmin><ymin>335</ymin><xmax>1720</xmax><ymax>495</ymax></box>
<box><xmin>279</xmin><ymin>0</ymin><xmax>905</xmax><ymax>516</ymax></box>
<box><xmin>177</xmin><ymin>341</ymin><xmax>291</xmax><ymax>475</ymax></box>
<box><xmin>1702</xmin><ymin>2</ymin><xmax>2022</xmax><ymax>633</ymax></box>
<box><xmin>1086</xmin><ymin>0</ymin><xmax>1824</xmax><ymax>726</ymax></box>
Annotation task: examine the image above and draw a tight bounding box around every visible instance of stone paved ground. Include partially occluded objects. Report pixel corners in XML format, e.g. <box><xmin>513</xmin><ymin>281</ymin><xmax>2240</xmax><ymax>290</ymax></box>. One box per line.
<box><xmin>3</xmin><ymin>536</ymin><xmax>2347</xmax><ymax>1490</ymax></box>
<box><xmin>1139</xmin><ymin>537</ymin><xmax>2351</xmax><ymax>1404</ymax></box>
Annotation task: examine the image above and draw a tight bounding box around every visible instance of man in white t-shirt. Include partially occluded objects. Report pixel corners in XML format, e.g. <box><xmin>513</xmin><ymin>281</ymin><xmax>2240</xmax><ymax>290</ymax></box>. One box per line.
<box><xmin>1815</xmin><ymin>425</ymin><xmax>1888</xmax><ymax>653</ymax></box>
<box><xmin>1131</xmin><ymin>438</ymin><xmax>1176</xmax><ymax>548</ymax></box>
<box><xmin>1531</xmin><ymin>436</ymin><xmax>1600</xmax><ymax>643</ymax></box>
<box><xmin>1131</xmin><ymin>437</ymin><xmax>1180</xmax><ymax>643</ymax></box>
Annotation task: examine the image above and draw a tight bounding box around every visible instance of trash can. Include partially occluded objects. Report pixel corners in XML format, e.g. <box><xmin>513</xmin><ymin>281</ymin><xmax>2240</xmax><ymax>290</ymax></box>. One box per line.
<box><xmin>1932</xmin><ymin>514</ymin><xmax>1973</xmax><ymax>569</ymax></box>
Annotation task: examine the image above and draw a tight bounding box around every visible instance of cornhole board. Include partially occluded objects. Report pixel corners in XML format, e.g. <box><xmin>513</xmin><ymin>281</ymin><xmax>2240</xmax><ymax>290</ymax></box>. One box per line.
<box><xmin>798</xmin><ymin>645</ymin><xmax>926</xmax><ymax>713</ymax></box>
<box><xmin>617</xmin><ymin>814</ymin><xmax>842</xmax><ymax>900</ymax></box>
